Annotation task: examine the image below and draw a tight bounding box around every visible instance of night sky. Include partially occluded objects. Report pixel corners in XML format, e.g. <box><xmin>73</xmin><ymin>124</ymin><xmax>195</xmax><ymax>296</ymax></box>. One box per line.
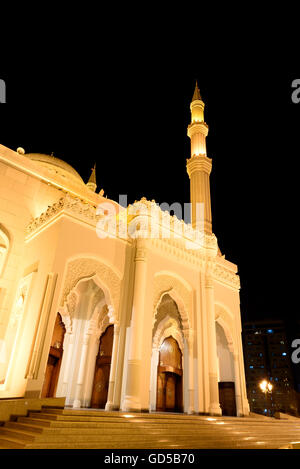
<box><xmin>1</xmin><ymin>45</ymin><xmax>299</xmax><ymax>324</ymax></box>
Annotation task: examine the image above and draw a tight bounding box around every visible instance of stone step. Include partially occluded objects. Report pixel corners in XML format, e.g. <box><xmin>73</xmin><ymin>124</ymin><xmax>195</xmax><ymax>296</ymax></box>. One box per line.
<box><xmin>0</xmin><ymin>427</ymin><xmax>36</xmax><ymax>442</ymax></box>
<box><xmin>28</xmin><ymin>412</ymin><xmax>133</xmax><ymax>422</ymax></box>
<box><xmin>5</xmin><ymin>422</ymin><xmax>236</xmax><ymax>436</ymax></box>
<box><xmin>29</xmin><ymin>411</ymin><xmax>227</xmax><ymax>425</ymax></box>
<box><xmin>26</xmin><ymin>413</ymin><xmax>232</xmax><ymax>428</ymax></box>
<box><xmin>0</xmin><ymin>439</ymin><xmax>24</xmax><ymax>449</ymax></box>
<box><xmin>0</xmin><ymin>434</ymin><xmax>27</xmax><ymax>449</ymax></box>
<box><xmin>17</xmin><ymin>433</ymin><xmax>256</xmax><ymax>444</ymax></box>
<box><xmin>39</xmin><ymin>408</ymin><xmax>300</xmax><ymax>427</ymax></box>
<box><xmin>24</xmin><ymin>440</ymin><xmax>281</xmax><ymax>449</ymax></box>
<box><xmin>9</xmin><ymin>419</ymin><xmax>299</xmax><ymax>440</ymax></box>
<box><xmin>6</xmin><ymin>421</ymin><xmax>44</xmax><ymax>433</ymax></box>
<box><xmin>7</xmin><ymin>407</ymin><xmax>300</xmax><ymax>450</ymax></box>
<box><xmin>17</xmin><ymin>417</ymin><xmax>52</xmax><ymax>427</ymax></box>
<box><xmin>43</xmin><ymin>408</ymin><xmax>204</xmax><ymax>420</ymax></box>
<box><xmin>16</xmin><ymin>416</ymin><xmax>215</xmax><ymax>430</ymax></box>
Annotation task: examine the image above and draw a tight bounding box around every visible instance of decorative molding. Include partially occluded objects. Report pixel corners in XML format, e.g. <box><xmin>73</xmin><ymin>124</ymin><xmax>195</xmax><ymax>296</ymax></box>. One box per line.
<box><xmin>26</xmin><ymin>193</ymin><xmax>106</xmax><ymax>237</ymax></box>
<box><xmin>213</xmin><ymin>263</ymin><xmax>240</xmax><ymax>290</ymax></box>
<box><xmin>153</xmin><ymin>316</ymin><xmax>184</xmax><ymax>353</ymax></box>
<box><xmin>186</xmin><ymin>154</ymin><xmax>212</xmax><ymax>177</ymax></box>
<box><xmin>153</xmin><ymin>273</ymin><xmax>192</xmax><ymax>336</ymax></box>
<box><xmin>60</xmin><ymin>258</ymin><xmax>121</xmax><ymax>320</ymax></box>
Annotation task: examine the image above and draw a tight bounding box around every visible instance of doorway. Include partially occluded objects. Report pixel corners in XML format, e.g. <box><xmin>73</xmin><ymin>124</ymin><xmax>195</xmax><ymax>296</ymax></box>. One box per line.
<box><xmin>218</xmin><ymin>382</ymin><xmax>236</xmax><ymax>416</ymax></box>
<box><xmin>41</xmin><ymin>313</ymin><xmax>66</xmax><ymax>398</ymax></box>
<box><xmin>90</xmin><ymin>325</ymin><xmax>114</xmax><ymax>408</ymax></box>
<box><xmin>156</xmin><ymin>336</ymin><xmax>183</xmax><ymax>412</ymax></box>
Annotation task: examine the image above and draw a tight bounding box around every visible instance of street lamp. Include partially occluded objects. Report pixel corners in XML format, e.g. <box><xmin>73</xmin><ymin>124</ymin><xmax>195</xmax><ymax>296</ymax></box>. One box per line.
<box><xmin>259</xmin><ymin>379</ymin><xmax>273</xmax><ymax>416</ymax></box>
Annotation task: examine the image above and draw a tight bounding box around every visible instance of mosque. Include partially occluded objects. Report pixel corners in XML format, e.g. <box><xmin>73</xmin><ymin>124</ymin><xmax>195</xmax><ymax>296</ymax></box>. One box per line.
<box><xmin>0</xmin><ymin>83</ymin><xmax>250</xmax><ymax>416</ymax></box>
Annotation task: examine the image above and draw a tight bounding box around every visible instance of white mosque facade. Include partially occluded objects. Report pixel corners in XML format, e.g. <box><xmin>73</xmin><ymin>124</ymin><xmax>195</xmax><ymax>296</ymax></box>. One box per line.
<box><xmin>0</xmin><ymin>85</ymin><xmax>250</xmax><ymax>416</ymax></box>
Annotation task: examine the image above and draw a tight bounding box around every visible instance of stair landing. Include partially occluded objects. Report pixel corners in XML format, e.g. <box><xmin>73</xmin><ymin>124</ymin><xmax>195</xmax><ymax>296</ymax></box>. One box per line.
<box><xmin>0</xmin><ymin>407</ymin><xmax>299</xmax><ymax>449</ymax></box>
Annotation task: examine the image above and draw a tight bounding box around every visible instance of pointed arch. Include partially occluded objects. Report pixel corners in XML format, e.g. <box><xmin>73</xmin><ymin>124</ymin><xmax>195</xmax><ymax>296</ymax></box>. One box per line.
<box><xmin>58</xmin><ymin>254</ymin><xmax>122</xmax><ymax>323</ymax></box>
<box><xmin>215</xmin><ymin>302</ymin><xmax>235</xmax><ymax>352</ymax></box>
<box><xmin>153</xmin><ymin>271</ymin><xmax>193</xmax><ymax>338</ymax></box>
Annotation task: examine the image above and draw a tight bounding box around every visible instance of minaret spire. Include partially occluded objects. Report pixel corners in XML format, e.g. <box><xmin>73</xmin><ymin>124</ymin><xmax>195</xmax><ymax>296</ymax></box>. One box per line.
<box><xmin>86</xmin><ymin>163</ymin><xmax>97</xmax><ymax>192</ymax></box>
<box><xmin>192</xmin><ymin>80</ymin><xmax>202</xmax><ymax>101</ymax></box>
<box><xmin>186</xmin><ymin>83</ymin><xmax>212</xmax><ymax>234</ymax></box>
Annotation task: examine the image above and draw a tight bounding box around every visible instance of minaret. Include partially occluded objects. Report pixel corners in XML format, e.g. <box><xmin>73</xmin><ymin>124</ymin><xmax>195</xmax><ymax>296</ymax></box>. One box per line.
<box><xmin>86</xmin><ymin>164</ymin><xmax>97</xmax><ymax>192</ymax></box>
<box><xmin>186</xmin><ymin>82</ymin><xmax>212</xmax><ymax>234</ymax></box>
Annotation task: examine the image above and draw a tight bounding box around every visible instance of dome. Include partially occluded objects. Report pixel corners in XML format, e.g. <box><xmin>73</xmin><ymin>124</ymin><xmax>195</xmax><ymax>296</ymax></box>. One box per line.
<box><xmin>26</xmin><ymin>153</ymin><xmax>84</xmax><ymax>185</ymax></box>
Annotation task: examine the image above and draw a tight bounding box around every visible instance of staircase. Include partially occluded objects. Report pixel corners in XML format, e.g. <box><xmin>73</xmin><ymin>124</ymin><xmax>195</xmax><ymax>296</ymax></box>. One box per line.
<box><xmin>0</xmin><ymin>407</ymin><xmax>299</xmax><ymax>449</ymax></box>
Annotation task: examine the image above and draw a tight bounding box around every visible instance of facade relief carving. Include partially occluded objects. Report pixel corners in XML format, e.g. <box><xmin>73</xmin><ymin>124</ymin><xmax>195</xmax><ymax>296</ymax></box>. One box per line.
<box><xmin>153</xmin><ymin>274</ymin><xmax>193</xmax><ymax>337</ymax></box>
<box><xmin>60</xmin><ymin>258</ymin><xmax>121</xmax><ymax>321</ymax></box>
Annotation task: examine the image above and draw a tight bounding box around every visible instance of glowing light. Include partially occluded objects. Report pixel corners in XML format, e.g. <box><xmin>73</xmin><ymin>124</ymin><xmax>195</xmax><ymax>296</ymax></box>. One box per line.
<box><xmin>259</xmin><ymin>379</ymin><xmax>273</xmax><ymax>393</ymax></box>
<box><xmin>206</xmin><ymin>417</ymin><xmax>216</xmax><ymax>421</ymax></box>
<box><xmin>123</xmin><ymin>414</ymin><xmax>135</xmax><ymax>418</ymax></box>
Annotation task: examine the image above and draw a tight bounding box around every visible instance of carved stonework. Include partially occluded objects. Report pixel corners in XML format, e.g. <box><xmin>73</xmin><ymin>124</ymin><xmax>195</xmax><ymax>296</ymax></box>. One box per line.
<box><xmin>60</xmin><ymin>258</ymin><xmax>121</xmax><ymax>320</ymax></box>
<box><xmin>153</xmin><ymin>274</ymin><xmax>192</xmax><ymax>337</ymax></box>
<box><xmin>66</xmin><ymin>291</ymin><xmax>78</xmax><ymax>315</ymax></box>
<box><xmin>153</xmin><ymin>316</ymin><xmax>184</xmax><ymax>353</ymax></box>
<box><xmin>90</xmin><ymin>288</ymin><xmax>105</xmax><ymax>318</ymax></box>
<box><xmin>9</xmin><ymin>273</ymin><xmax>34</xmax><ymax>327</ymax></box>
<box><xmin>61</xmin><ymin>313</ymin><xmax>73</xmax><ymax>334</ymax></box>
<box><xmin>26</xmin><ymin>194</ymin><xmax>105</xmax><ymax>236</ymax></box>
<box><xmin>213</xmin><ymin>264</ymin><xmax>240</xmax><ymax>290</ymax></box>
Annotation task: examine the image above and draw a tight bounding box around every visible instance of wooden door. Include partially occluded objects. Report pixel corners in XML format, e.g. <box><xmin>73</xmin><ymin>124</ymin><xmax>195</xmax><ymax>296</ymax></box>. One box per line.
<box><xmin>218</xmin><ymin>382</ymin><xmax>236</xmax><ymax>416</ymax></box>
<box><xmin>90</xmin><ymin>325</ymin><xmax>114</xmax><ymax>409</ymax></box>
<box><xmin>156</xmin><ymin>337</ymin><xmax>183</xmax><ymax>412</ymax></box>
<box><xmin>165</xmin><ymin>373</ymin><xmax>176</xmax><ymax>410</ymax></box>
<box><xmin>156</xmin><ymin>372</ymin><xmax>166</xmax><ymax>411</ymax></box>
<box><xmin>41</xmin><ymin>313</ymin><xmax>66</xmax><ymax>398</ymax></box>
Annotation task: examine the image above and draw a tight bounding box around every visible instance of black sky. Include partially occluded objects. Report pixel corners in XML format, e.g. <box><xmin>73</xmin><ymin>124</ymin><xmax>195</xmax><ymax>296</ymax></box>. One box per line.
<box><xmin>0</xmin><ymin>41</ymin><xmax>299</xmax><ymax>324</ymax></box>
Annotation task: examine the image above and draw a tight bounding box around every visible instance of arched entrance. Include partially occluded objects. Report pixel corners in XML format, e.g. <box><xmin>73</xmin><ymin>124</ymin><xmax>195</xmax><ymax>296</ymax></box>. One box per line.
<box><xmin>156</xmin><ymin>336</ymin><xmax>183</xmax><ymax>412</ymax></box>
<box><xmin>41</xmin><ymin>313</ymin><xmax>66</xmax><ymax>398</ymax></box>
<box><xmin>90</xmin><ymin>325</ymin><xmax>114</xmax><ymax>408</ymax></box>
<box><xmin>55</xmin><ymin>275</ymin><xmax>117</xmax><ymax>408</ymax></box>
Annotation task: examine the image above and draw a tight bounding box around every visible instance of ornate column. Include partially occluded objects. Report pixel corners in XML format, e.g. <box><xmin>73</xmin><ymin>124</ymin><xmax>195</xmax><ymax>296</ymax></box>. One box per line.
<box><xmin>105</xmin><ymin>322</ymin><xmax>120</xmax><ymax>410</ymax></box>
<box><xmin>73</xmin><ymin>328</ymin><xmax>91</xmax><ymax>408</ymax></box>
<box><xmin>149</xmin><ymin>346</ymin><xmax>159</xmax><ymax>411</ymax></box>
<box><xmin>232</xmin><ymin>352</ymin><xmax>243</xmax><ymax>416</ymax></box>
<box><xmin>236</xmin><ymin>324</ymin><xmax>250</xmax><ymax>416</ymax></box>
<box><xmin>121</xmin><ymin>237</ymin><xmax>148</xmax><ymax>412</ymax></box>
<box><xmin>186</xmin><ymin>156</ymin><xmax>212</xmax><ymax>233</ymax></box>
<box><xmin>205</xmin><ymin>274</ymin><xmax>222</xmax><ymax>415</ymax></box>
<box><xmin>57</xmin><ymin>314</ymin><xmax>73</xmax><ymax>401</ymax></box>
<box><xmin>187</xmin><ymin>331</ymin><xmax>195</xmax><ymax>414</ymax></box>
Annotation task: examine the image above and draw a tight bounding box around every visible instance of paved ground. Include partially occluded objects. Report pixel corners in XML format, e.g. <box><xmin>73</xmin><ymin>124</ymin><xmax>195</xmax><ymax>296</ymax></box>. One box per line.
<box><xmin>0</xmin><ymin>407</ymin><xmax>299</xmax><ymax>449</ymax></box>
